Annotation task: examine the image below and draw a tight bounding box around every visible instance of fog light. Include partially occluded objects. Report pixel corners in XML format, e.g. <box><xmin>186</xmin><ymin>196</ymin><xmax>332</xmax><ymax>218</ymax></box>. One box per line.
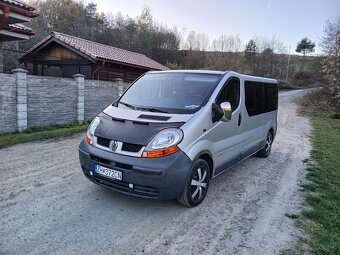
<box><xmin>129</xmin><ymin>183</ymin><xmax>134</xmax><ymax>189</ymax></box>
<box><xmin>90</xmin><ymin>171</ymin><xmax>93</xmax><ymax>176</ymax></box>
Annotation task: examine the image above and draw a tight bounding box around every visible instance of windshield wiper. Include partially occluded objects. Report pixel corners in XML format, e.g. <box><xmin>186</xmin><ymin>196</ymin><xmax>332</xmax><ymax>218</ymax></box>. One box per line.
<box><xmin>119</xmin><ymin>101</ymin><xmax>136</xmax><ymax>110</ymax></box>
<box><xmin>120</xmin><ymin>102</ymin><xmax>169</xmax><ymax>113</ymax></box>
<box><xmin>139</xmin><ymin>107</ymin><xmax>169</xmax><ymax>114</ymax></box>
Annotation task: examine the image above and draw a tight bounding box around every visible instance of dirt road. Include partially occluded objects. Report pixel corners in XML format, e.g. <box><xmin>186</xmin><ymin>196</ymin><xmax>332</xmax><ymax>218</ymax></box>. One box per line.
<box><xmin>0</xmin><ymin>90</ymin><xmax>311</xmax><ymax>255</ymax></box>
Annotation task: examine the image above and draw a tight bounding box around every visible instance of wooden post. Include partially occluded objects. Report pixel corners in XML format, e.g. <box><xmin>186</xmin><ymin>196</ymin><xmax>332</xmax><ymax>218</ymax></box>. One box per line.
<box><xmin>33</xmin><ymin>63</ymin><xmax>38</xmax><ymax>75</ymax></box>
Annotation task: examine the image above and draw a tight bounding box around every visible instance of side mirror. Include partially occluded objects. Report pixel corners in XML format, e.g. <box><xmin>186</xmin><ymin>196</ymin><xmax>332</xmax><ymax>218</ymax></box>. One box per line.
<box><xmin>220</xmin><ymin>102</ymin><xmax>232</xmax><ymax>121</ymax></box>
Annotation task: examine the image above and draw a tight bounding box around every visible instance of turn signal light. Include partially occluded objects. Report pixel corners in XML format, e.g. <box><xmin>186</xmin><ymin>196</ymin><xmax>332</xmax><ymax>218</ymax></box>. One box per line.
<box><xmin>86</xmin><ymin>135</ymin><xmax>93</xmax><ymax>145</ymax></box>
<box><xmin>142</xmin><ymin>145</ymin><xmax>180</xmax><ymax>158</ymax></box>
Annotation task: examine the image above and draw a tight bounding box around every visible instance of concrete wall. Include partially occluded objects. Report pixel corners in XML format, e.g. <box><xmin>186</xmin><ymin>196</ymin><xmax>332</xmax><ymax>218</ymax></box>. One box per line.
<box><xmin>0</xmin><ymin>70</ymin><xmax>129</xmax><ymax>133</ymax></box>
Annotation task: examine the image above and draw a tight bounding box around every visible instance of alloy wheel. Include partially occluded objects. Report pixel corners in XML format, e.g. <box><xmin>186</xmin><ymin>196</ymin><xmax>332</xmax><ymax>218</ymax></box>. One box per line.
<box><xmin>190</xmin><ymin>167</ymin><xmax>208</xmax><ymax>201</ymax></box>
<box><xmin>265</xmin><ymin>132</ymin><xmax>273</xmax><ymax>154</ymax></box>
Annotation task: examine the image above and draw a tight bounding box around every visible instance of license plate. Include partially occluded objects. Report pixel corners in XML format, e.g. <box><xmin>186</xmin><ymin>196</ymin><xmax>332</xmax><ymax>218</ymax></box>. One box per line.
<box><xmin>94</xmin><ymin>164</ymin><xmax>122</xmax><ymax>181</ymax></box>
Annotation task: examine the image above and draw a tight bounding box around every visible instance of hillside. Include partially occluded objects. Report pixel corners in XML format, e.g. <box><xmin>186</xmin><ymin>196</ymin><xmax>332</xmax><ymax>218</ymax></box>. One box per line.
<box><xmin>154</xmin><ymin>50</ymin><xmax>325</xmax><ymax>86</ymax></box>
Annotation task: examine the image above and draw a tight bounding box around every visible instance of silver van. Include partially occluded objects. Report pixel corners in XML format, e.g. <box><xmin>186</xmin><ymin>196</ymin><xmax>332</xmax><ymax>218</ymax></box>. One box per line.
<box><xmin>78</xmin><ymin>70</ymin><xmax>278</xmax><ymax>207</ymax></box>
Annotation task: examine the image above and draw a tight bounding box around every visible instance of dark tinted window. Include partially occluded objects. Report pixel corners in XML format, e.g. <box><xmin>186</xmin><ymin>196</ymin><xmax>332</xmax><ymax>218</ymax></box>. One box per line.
<box><xmin>245</xmin><ymin>81</ymin><xmax>278</xmax><ymax>116</ymax></box>
<box><xmin>216</xmin><ymin>78</ymin><xmax>240</xmax><ymax>112</ymax></box>
<box><xmin>264</xmin><ymin>83</ymin><xmax>278</xmax><ymax>112</ymax></box>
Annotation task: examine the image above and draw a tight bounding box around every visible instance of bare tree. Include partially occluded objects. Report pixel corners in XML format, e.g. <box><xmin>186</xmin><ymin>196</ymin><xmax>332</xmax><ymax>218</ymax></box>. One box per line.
<box><xmin>322</xmin><ymin>16</ymin><xmax>340</xmax><ymax>54</ymax></box>
<box><xmin>321</xmin><ymin>16</ymin><xmax>340</xmax><ymax>110</ymax></box>
<box><xmin>211</xmin><ymin>34</ymin><xmax>242</xmax><ymax>52</ymax></box>
<box><xmin>196</xmin><ymin>33</ymin><xmax>210</xmax><ymax>51</ymax></box>
<box><xmin>186</xmin><ymin>31</ymin><xmax>197</xmax><ymax>50</ymax></box>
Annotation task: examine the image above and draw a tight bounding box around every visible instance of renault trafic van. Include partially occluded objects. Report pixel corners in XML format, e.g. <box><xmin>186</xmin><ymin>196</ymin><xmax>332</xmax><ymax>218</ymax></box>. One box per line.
<box><xmin>79</xmin><ymin>70</ymin><xmax>278</xmax><ymax>207</ymax></box>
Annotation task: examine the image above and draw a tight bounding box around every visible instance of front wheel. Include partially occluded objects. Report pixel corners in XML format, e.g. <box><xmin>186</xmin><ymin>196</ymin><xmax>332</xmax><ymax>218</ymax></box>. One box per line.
<box><xmin>177</xmin><ymin>159</ymin><xmax>211</xmax><ymax>207</ymax></box>
<box><xmin>256</xmin><ymin>131</ymin><xmax>273</xmax><ymax>158</ymax></box>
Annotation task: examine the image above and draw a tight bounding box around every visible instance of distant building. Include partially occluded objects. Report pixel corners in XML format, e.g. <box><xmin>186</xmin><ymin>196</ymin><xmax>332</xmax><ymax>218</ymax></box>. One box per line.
<box><xmin>19</xmin><ymin>32</ymin><xmax>169</xmax><ymax>82</ymax></box>
<box><xmin>0</xmin><ymin>0</ymin><xmax>38</xmax><ymax>72</ymax></box>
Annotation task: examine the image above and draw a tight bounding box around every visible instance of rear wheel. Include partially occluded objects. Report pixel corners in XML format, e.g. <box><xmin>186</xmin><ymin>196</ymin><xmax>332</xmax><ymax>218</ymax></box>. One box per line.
<box><xmin>257</xmin><ymin>131</ymin><xmax>273</xmax><ymax>158</ymax></box>
<box><xmin>177</xmin><ymin>159</ymin><xmax>210</xmax><ymax>207</ymax></box>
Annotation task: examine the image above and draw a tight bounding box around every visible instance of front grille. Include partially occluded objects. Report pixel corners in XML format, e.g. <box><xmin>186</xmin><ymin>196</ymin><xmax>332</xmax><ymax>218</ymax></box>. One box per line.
<box><xmin>94</xmin><ymin>175</ymin><xmax>159</xmax><ymax>198</ymax></box>
<box><xmin>90</xmin><ymin>155</ymin><xmax>133</xmax><ymax>170</ymax></box>
<box><xmin>97</xmin><ymin>136</ymin><xmax>110</xmax><ymax>147</ymax></box>
<box><xmin>138</xmin><ymin>114</ymin><xmax>171</xmax><ymax>121</ymax></box>
<box><xmin>96</xmin><ymin>137</ymin><xmax>142</xmax><ymax>153</ymax></box>
<box><xmin>94</xmin><ymin>175</ymin><xmax>130</xmax><ymax>192</ymax></box>
<box><xmin>122</xmin><ymin>142</ymin><xmax>143</xmax><ymax>152</ymax></box>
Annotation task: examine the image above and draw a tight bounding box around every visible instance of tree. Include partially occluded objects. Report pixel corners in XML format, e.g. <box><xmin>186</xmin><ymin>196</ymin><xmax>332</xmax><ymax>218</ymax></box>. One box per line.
<box><xmin>212</xmin><ymin>34</ymin><xmax>242</xmax><ymax>52</ymax></box>
<box><xmin>2</xmin><ymin>1</ymin><xmax>181</xmax><ymax>71</ymax></box>
<box><xmin>321</xmin><ymin>16</ymin><xmax>340</xmax><ymax>53</ymax></box>
<box><xmin>244</xmin><ymin>39</ymin><xmax>258</xmax><ymax>75</ymax></box>
<box><xmin>321</xmin><ymin>17</ymin><xmax>340</xmax><ymax>110</ymax></box>
<box><xmin>196</xmin><ymin>33</ymin><xmax>209</xmax><ymax>51</ymax></box>
<box><xmin>186</xmin><ymin>31</ymin><xmax>197</xmax><ymax>50</ymax></box>
<box><xmin>244</xmin><ymin>39</ymin><xmax>257</xmax><ymax>55</ymax></box>
<box><xmin>295</xmin><ymin>37</ymin><xmax>316</xmax><ymax>56</ymax></box>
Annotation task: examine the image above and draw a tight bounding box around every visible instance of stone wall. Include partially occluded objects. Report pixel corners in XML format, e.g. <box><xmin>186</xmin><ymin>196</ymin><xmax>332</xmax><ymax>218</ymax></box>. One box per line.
<box><xmin>0</xmin><ymin>73</ymin><xmax>17</xmax><ymax>132</ymax></box>
<box><xmin>84</xmin><ymin>79</ymin><xmax>130</xmax><ymax>120</ymax></box>
<box><xmin>0</xmin><ymin>70</ymin><xmax>130</xmax><ymax>133</ymax></box>
<box><xmin>27</xmin><ymin>76</ymin><xmax>78</xmax><ymax>128</ymax></box>
<box><xmin>0</xmin><ymin>42</ymin><xmax>3</xmax><ymax>73</ymax></box>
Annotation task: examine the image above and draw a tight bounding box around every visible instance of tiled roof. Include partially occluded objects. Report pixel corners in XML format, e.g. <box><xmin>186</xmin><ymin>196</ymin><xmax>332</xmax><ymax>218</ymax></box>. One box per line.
<box><xmin>20</xmin><ymin>32</ymin><xmax>169</xmax><ymax>70</ymax></box>
<box><xmin>1</xmin><ymin>0</ymin><xmax>36</xmax><ymax>11</ymax></box>
<box><xmin>6</xmin><ymin>23</ymin><xmax>33</xmax><ymax>34</ymax></box>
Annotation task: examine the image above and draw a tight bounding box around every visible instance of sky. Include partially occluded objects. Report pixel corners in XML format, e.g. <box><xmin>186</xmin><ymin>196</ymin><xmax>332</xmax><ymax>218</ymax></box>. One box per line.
<box><xmin>95</xmin><ymin>0</ymin><xmax>340</xmax><ymax>54</ymax></box>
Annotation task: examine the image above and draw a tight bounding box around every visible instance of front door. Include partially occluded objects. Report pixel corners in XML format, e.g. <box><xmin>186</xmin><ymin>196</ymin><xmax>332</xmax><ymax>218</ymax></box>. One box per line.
<box><xmin>210</xmin><ymin>78</ymin><xmax>242</xmax><ymax>176</ymax></box>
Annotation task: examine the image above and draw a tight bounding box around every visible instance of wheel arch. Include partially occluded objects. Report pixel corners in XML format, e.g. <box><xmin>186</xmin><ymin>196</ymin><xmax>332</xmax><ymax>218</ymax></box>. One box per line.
<box><xmin>268</xmin><ymin>126</ymin><xmax>275</xmax><ymax>140</ymax></box>
<box><xmin>193</xmin><ymin>150</ymin><xmax>214</xmax><ymax>179</ymax></box>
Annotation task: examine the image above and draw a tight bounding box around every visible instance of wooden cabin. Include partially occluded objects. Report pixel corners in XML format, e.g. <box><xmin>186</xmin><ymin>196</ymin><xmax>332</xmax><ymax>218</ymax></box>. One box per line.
<box><xmin>19</xmin><ymin>32</ymin><xmax>168</xmax><ymax>82</ymax></box>
<box><xmin>0</xmin><ymin>0</ymin><xmax>38</xmax><ymax>72</ymax></box>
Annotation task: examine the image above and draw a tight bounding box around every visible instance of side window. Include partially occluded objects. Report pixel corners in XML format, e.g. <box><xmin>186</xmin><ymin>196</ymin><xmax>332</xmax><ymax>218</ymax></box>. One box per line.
<box><xmin>245</xmin><ymin>81</ymin><xmax>277</xmax><ymax>116</ymax></box>
<box><xmin>263</xmin><ymin>83</ymin><xmax>278</xmax><ymax>112</ymax></box>
<box><xmin>216</xmin><ymin>78</ymin><xmax>240</xmax><ymax>112</ymax></box>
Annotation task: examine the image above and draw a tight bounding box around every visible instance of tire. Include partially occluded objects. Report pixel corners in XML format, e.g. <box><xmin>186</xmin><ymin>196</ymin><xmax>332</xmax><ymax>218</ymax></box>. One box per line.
<box><xmin>256</xmin><ymin>131</ymin><xmax>273</xmax><ymax>158</ymax></box>
<box><xmin>177</xmin><ymin>159</ymin><xmax>211</xmax><ymax>207</ymax></box>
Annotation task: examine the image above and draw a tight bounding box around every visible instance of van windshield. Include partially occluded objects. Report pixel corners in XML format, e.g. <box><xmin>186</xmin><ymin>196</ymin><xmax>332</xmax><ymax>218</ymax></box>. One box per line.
<box><xmin>119</xmin><ymin>72</ymin><xmax>223</xmax><ymax>114</ymax></box>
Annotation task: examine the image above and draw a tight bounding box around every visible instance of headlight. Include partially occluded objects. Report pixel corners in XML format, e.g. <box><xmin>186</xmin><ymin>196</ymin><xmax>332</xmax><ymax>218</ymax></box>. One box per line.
<box><xmin>143</xmin><ymin>129</ymin><xmax>183</xmax><ymax>158</ymax></box>
<box><xmin>86</xmin><ymin>117</ymin><xmax>100</xmax><ymax>145</ymax></box>
<box><xmin>88</xmin><ymin>117</ymin><xmax>100</xmax><ymax>136</ymax></box>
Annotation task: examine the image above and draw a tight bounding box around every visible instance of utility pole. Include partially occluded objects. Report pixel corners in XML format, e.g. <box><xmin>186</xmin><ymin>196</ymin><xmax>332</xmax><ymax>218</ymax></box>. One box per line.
<box><xmin>285</xmin><ymin>45</ymin><xmax>291</xmax><ymax>82</ymax></box>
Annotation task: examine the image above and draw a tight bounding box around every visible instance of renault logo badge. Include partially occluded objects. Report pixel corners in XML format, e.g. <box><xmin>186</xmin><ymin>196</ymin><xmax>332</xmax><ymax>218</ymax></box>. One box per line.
<box><xmin>110</xmin><ymin>140</ymin><xmax>118</xmax><ymax>152</ymax></box>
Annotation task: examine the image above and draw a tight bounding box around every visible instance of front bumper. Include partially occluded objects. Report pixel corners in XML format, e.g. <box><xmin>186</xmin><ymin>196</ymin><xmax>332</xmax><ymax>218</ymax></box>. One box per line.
<box><xmin>78</xmin><ymin>139</ymin><xmax>192</xmax><ymax>200</ymax></box>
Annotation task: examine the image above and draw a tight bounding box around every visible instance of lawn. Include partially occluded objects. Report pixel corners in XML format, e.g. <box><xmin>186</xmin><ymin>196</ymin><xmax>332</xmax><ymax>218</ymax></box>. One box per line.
<box><xmin>303</xmin><ymin>113</ymin><xmax>340</xmax><ymax>254</ymax></box>
<box><xmin>0</xmin><ymin>122</ymin><xmax>89</xmax><ymax>149</ymax></box>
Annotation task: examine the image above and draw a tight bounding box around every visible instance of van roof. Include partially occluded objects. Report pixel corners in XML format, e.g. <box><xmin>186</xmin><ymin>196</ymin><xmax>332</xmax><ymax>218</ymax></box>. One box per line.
<box><xmin>147</xmin><ymin>70</ymin><xmax>277</xmax><ymax>83</ymax></box>
<box><xmin>148</xmin><ymin>70</ymin><xmax>227</xmax><ymax>75</ymax></box>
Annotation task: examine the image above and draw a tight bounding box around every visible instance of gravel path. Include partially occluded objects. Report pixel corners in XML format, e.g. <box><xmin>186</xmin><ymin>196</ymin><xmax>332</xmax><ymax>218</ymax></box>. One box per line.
<box><xmin>0</xmin><ymin>90</ymin><xmax>311</xmax><ymax>255</ymax></box>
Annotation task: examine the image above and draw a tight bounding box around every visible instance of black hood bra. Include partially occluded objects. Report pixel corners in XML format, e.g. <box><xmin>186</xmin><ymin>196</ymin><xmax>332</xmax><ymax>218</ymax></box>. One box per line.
<box><xmin>94</xmin><ymin>112</ymin><xmax>184</xmax><ymax>146</ymax></box>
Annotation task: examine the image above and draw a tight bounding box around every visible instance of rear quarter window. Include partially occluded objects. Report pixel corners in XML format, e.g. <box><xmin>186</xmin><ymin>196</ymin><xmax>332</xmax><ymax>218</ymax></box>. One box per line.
<box><xmin>245</xmin><ymin>81</ymin><xmax>278</xmax><ymax>117</ymax></box>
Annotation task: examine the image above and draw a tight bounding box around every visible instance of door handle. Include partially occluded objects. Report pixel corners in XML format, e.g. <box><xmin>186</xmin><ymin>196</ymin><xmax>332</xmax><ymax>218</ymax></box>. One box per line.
<box><xmin>238</xmin><ymin>114</ymin><xmax>242</xmax><ymax>126</ymax></box>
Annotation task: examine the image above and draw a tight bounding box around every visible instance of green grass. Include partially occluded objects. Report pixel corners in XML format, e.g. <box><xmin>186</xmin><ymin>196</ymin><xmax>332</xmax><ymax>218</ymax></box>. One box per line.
<box><xmin>302</xmin><ymin>113</ymin><xmax>340</xmax><ymax>254</ymax></box>
<box><xmin>0</xmin><ymin>122</ymin><xmax>89</xmax><ymax>149</ymax></box>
